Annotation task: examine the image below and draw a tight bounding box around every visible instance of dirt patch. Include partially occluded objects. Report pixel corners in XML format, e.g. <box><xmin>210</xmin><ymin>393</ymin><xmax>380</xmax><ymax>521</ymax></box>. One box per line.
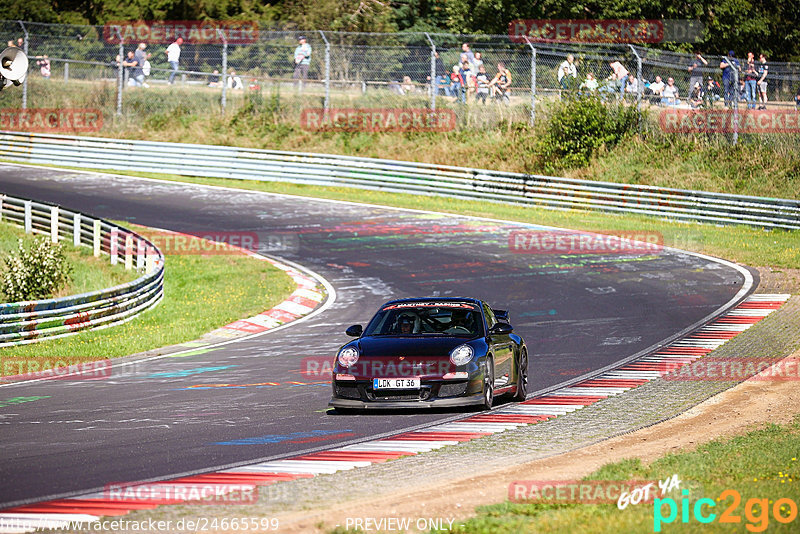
<box><xmin>755</xmin><ymin>266</ymin><xmax>800</xmax><ymax>294</ymax></box>
<box><xmin>275</xmin><ymin>349</ymin><xmax>800</xmax><ymax>533</ymax></box>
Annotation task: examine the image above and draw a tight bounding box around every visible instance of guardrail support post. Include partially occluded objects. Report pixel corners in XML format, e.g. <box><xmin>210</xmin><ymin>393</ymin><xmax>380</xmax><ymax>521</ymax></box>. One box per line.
<box><xmin>110</xmin><ymin>228</ymin><xmax>119</xmax><ymax>265</ymax></box>
<box><xmin>137</xmin><ymin>239</ymin><xmax>145</xmax><ymax>270</ymax></box>
<box><xmin>125</xmin><ymin>234</ymin><xmax>133</xmax><ymax>270</ymax></box>
<box><xmin>50</xmin><ymin>206</ymin><xmax>59</xmax><ymax>243</ymax></box>
<box><xmin>93</xmin><ymin>220</ymin><xmax>101</xmax><ymax>257</ymax></box>
<box><xmin>24</xmin><ymin>201</ymin><xmax>32</xmax><ymax>233</ymax></box>
<box><xmin>73</xmin><ymin>213</ymin><xmax>81</xmax><ymax>246</ymax></box>
<box><xmin>0</xmin><ymin>195</ymin><xmax>4</xmax><ymax>222</ymax></box>
<box><xmin>146</xmin><ymin>247</ymin><xmax>155</xmax><ymax>274</ymax></box>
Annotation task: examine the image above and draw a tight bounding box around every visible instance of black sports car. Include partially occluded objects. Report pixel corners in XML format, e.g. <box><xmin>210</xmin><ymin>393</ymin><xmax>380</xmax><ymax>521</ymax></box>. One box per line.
<box><xmin>329</xmin><ymin>297</ymin><xmax>528</xmax><ymax>410</ymax></box>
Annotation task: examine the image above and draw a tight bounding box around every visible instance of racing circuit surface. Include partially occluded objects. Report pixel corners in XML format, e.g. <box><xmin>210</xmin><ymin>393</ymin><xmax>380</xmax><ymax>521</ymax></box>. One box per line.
<box><xmin>0</xmin><ymin>164</ymin><xmax>753</xmax><ymax>507</ymax></box>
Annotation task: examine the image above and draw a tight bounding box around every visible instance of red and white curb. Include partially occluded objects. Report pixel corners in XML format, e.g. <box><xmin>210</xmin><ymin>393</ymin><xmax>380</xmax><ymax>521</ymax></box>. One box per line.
<box><xmin>0</xmin><ymin>293</ymin><xmax>790</xmax><ymax>531</ymax></box>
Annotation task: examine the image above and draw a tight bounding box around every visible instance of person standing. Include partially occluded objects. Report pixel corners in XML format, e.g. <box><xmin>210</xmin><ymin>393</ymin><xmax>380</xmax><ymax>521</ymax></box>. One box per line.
<box><xmin>687</xmin><ymin>52</ymin><xmax>707</xmax><ymax>94</ymax></box>
<box><xmin>609</xmin><ymin>61</ymin><xmax>629</xmax><ymax>98</ymax></box>
<box><xmin>131</xmin><ymin>43</ymin><xmax>147</xmax><ymax>87</ymax></box>
<box><xmin>743</xmin><ymin>52</ymin><xmax>758</xmax><ymax>109</ymax></box>
<box><xmin>165</xmin><ymin>37</ymin><xmax>183</xmax><ymax>85</ymax></box>
<box><xmin>35</xmin><ymin>55</ymin><xmax>51</xmax><ymax>79</ymax></box>
<box><xmin>757</xmin><ymin>53</ymin><xmax>769</xmax><ymax>110</ymax></box>
<box><xmin>720</xmin><ymin>51</ymin><xmax>740</xmax><ymax>108</ymax></box>
<box><xmin>293</xmin><ymin>35</ymin><xmax>312</xmax><ymax>89</ymax></box>
<box><xmin>557</xmin><ymin>54</ymin><xmax>577</xmax><ymax>90</ymax></box>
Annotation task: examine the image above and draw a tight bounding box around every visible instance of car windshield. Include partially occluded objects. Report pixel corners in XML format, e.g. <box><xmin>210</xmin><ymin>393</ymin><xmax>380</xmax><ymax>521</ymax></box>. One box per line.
<box><xmin>363</xmin><ymin>302</ymin><xmax>483</xmax><ymax>337</ymax></box>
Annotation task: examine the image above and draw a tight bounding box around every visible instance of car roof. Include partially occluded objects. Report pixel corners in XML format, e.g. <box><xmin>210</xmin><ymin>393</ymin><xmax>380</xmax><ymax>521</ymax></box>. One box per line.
<box><xmin>382</xmin><ymin>297</ymin><xmax>483</xmax><ymax>306</ymax></box>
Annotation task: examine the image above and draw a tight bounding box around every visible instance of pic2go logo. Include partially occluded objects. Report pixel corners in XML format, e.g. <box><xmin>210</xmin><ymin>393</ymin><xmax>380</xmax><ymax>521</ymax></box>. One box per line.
<box><xmin>654</xmin><ymin>489</ymin><xmax>799</xmax><ymax>532</ymax></box>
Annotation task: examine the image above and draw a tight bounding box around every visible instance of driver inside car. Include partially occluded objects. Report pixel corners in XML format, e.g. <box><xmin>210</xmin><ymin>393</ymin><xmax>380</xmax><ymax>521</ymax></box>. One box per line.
<box><xmin>445</xmin><ymin>309</ymin><xmax>474</xmax><ymax>334</ymax></box>
<box><xmin>395</xmin><ymin>314</ymin><xmax>416</xmax><ymax>335</ymax></box>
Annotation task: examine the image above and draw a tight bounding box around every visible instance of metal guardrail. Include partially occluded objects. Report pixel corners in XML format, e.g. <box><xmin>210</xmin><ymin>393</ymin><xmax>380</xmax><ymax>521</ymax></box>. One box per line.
<box><xmin>0</xmin><ymin>193</ymin><xmax>164</xmax><ymax>347</ymax></box>
<box><xmin>0</xmin><ymin>131</ymin><xmax>798</xmax><ymax>230</ymax></box>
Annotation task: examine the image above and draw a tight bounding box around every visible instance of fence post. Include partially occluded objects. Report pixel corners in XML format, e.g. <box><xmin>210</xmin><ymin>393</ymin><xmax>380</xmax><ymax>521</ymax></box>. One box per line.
<box><xmin>50</xmin><ymin>206</ymin><xmax>59</xmax><ymax>243</ymax></box>
<box><xmin>63</xmin><ymin>61</ymin><xmax>69</xmax><ymax>82</ymax></box>
<box><xmin>628</xmin><ymin>45</ymin><xmax>642</xmax><ymax>110</ymax></box>
<box><xmin>18</xmin><ymin>21</ymin><xmax>28</xmax><ymax>110</ymax></box>
<box><xmin>93</xmin><ymin>220</ymin><xmax>101</xmax><ymax>257</ymax></box>
<box><xmin>218</xmin><ymin>29</ymin><xmax>228</xmax><ymax>114</ymax></box>
<box><xmin>73</xmin><ymin>212</ymin><xmax>81</xmax><ymax>246</ymax></box>
<box><xmin>136</xmin><ymin>239</ymin><xmax>145</xmax><ymax>270</ymax></box>
<box><xmin>523</xmin><ymin>37</ymin><xmax>536</xmax><ymax>127</ymax></box>
<box><xmin>110</xmin><ymin>228</ymin><xmax>119</xmax><ymax>265</ymax></box>
<box><xmin>425</xmin><ymin>33</ymin><xmax>436</xmax><ymax>111</ymax></box>
<box><xmin>125</xmin><ymin>234</ymin><xmax>133</xmax><ymax>270</ymax></box>
<box><xmin>115</xmin><ymin>27</ymin><xmax>123</xmax><ymax>116</ymax></box>
<box><xmin>732</xmin><ymin>66</ymin><xmax>739</xmax><ymax>145</ymax></box>
<box><xmin>319</xmin><ymin>31</ymin><xmax>330</xmax><ymax>114</ymax></box>
<box><xmin>24</xmin><ymin>201</ymin><xmax>31</xmax><ymax>233</ymax></box>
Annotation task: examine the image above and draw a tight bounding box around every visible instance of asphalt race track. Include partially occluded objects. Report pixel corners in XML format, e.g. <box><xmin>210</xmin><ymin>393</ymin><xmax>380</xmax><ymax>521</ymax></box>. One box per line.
<box><xmin>0</xmin><ymin>163</ymin><xmax>753</xmax><ymax>507</ymax></box>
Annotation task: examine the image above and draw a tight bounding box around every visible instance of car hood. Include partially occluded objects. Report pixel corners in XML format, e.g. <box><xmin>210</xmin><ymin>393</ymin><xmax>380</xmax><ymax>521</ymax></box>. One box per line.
<box><xmin>357</xmin><ymin>336</ymin><xmax>471</xmax><ymax>358</ymax></box>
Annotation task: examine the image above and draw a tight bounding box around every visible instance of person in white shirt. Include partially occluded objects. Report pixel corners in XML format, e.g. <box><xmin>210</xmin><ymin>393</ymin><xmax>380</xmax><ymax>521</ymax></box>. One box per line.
<box><xmin>558</xmin><ymin>54</ymin><xmax>577</xmax><ymax>89</ymax></box>
<box><xmin>227</xmin><ymin>68</ymin><xmax>243</xmax><ymax>90</ymax></box>
<box><xmin>661</xmin><ymin>77</ymin><xmax>679</xmax><ymax>106</ymax></box>
<box><xmin>165</xmin><ymin>37</ymin><xmax>183</xmax><ymax>84</ymax></box>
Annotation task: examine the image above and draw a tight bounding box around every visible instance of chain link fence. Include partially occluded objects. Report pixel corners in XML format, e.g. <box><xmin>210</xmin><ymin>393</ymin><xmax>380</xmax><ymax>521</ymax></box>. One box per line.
<box><xmin>2</xmin><ymin>20</ymin><xmax>800</xmax><ymax>135</ymax></box>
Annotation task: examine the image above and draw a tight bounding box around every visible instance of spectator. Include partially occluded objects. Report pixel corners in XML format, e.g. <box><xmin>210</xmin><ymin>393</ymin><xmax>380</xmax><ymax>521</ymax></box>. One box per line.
<box><xmin>757</xmin><ymin>53</ymin><xmax>769</xmax><ymax>110</ymax></box>
<box><xmin>472</xmin><ymin>51</ymin><xmax>484</xmax><ymax>72</ymax></box>
<box><xmin>132</xmin><ymin>43</ymin><xmax>147</xmax><ymax>87</ymax></box>
<box><xmin>580</xmin><ymin>72</ymin><xmax>598</xmax><ymax>92</ymax></box>
<box><xmin>6</xmin><ymin>40</ymin><xmax>13</xmax><ymax>48</ymax></box>
<box><xmin>625</xmin><ymin>76</ymin><xmax>639</xmax><ymax>95</ymax></box>
<box><xmin>35</xmin><ymin>55</ymin><xmax>51</xmax><ymax>79</ymax></box>
<box><xmin>648</xmin><ymin>75</ymin><xmax>666</xmax><ymax>99</ymax></box>
<box><xmin>142</xmin><ymin>55</ymin><xmax>152</xmax><ymax>87</ymax></box>
<box><xmin>743</xmin><ymin>51</ymin><xmax>758</xmax><ymax>109</ymax></box>
<box><xmin>488</xmin><ymin>61</ymin><xmax>512</xmax><ymax>104</ymax></box>
<box><xmin>661</xmin><ymin>77</ymin><xmax>679</xmax><ymax>106</ymax></box>
<box><xmin>557</xmin><ymin>54</ymin><xmax>577</xmax><ymax>90</ymax></box>
<box><xmin>475</xmin><ymin>64</ymin><xmax>490</xmax><ymax>104</ymax></box>
<box><xmin>293</xmin><ymin>35</ymin><xmax>311</xmax><ymax>89</ymax></box>
<box><xmin>460</xmin><ymin>59</ymin><xmax>474</xmax><ymax>102</ymax></box>
<box><xmin>16</xmin><ymin>37</ymin><xmax>23</xmax><ymax>48</ymax></box>
<box><xmin>687</xmin><ymin>52</ymin><xmax>708</xmax><ymax>93</ymax></box>
<box><xmin>704</xmin><ymin>76</ymin><xmax>721</xmax><ymax>107</ymax></box>
<box><xmin>227</xmin><ymin>68</ymin><xmax>243</xmax><ymax>90</ymax></box>
<box><xmin>461</xmin><ymin>43</ymin><xmax>475</xmax><ymax>65</ymax></box>
<box><xmin>609</xmin><ymin>61</ymin><xmax>629</xmax><ymax>98</ymax></box>
<box><xmin>449</xmin><ymin>64</ymin><xmax>464</xmax><ymax>102</ymax></box>
<box><xmin>795</xmin><ymin>85</ymin><xmax>800</xmax><ymax>108</ymax></box>
<box><xmin>720</xmin><ymin>50</ymin><xmax>740</xmax><ymax>108</ymax></box>
<box><xmin>401</xmin><ymin>75</ymin><xmax>415</xmax><ymax>94</ymax></box>
<box><xmin>121</xmin><ymin>50</ymin><xmax>136</xmax><ymax>85</ymax></box>
<box><xmin>689</xmin><ymin>81</ymin><xmax>704</xmax><ymax>108</ymax></box>
<box><xmin>165</xmin><ymin>37</ymin><xmax>183</xmax><ymax>85</ymax></box>
<box><xmin>432</xmin><ymin>51</ymin><xmax>450</xmax><ymax>97</ymax></box>
<box><xmin>207</xmin><ymin>69</ymin><xmax>221</xmax><ymax>87</ymax></box>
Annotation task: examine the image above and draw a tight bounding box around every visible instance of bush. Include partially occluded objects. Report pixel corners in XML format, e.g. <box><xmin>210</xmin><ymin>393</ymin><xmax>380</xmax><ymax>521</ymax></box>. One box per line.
<box><xmin>2</xmin><ymin>237</ymin><xmax>72</xmax><ymax>302</ymax></box>
<box><xmin>537</xmin><ymin>94</ymin><xmax>641</xmax><ymax>172</ymax></box>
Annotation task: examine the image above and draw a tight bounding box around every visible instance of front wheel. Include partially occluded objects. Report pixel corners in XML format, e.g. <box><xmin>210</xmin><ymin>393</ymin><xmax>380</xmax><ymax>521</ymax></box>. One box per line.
<box><xmin>513</xmin><ymin>348</ymin><xmax>529</xmax><ymax>402</ymax></box>
<box><xmin>482</xmin><ymin>358</ymin><xmax>494</xmax><ymax>410</ymax></box>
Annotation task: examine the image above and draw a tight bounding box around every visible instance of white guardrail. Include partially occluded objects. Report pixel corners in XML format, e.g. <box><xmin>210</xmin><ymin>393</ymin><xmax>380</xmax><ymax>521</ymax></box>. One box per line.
<box><xmin>1</xmin><ymin>131</ymin><xmax>799</xmax><ymax>230</ymax></box>
<box><xmin>0</xmin><ymin>193</ymin><xmax>164</xmax><ymax>347</ymax></box>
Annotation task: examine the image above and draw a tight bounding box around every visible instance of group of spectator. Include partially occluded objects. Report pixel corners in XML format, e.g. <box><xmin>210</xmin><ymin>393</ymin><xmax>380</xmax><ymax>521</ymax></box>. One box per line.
<box><xmin>6</xmin><ymin>37</ymin><xmax>50</xmax><ymax>80</ymax></box>
<box><xmin>558</xmin><ymin>50</ymin><xmax>779</xmax><ymax>110</ymax></box>
<box><xmin>117</xmin><ymin>38</ymin><xmax>184</xmax><ymax>88</ymax></box>
<box><xmin>428</xmin><ymin>43</ymin><xmax>512</xmax><ymax>105</ymax></box>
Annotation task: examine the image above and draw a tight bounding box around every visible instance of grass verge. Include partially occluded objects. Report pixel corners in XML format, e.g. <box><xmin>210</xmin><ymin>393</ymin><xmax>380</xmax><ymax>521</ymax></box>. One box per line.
<box><xmin>0</xmin><ymin>225</ymin><xmax>296</xmax><ymax>371</ymax></box>
<box><xmin>447</xmin><ymin>415</ymin><xmax>800</xmax><ymax>533</ymax></box>
<box><xmin>0</xmin><ymin>220</ymin><xmax>138</xmax><ymax>301</ymax></box>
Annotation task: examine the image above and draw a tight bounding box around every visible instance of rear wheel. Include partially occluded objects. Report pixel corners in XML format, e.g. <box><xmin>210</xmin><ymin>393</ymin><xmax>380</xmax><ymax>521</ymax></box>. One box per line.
<box><xmin>513</xmin><ymin>348</ymin><xmax>529</xmax><ymax>402</ymax></box>
<box><xmin>482</xmin><ymin>358</ymin><xmax>494</xmax><ymax>410</ymax></box>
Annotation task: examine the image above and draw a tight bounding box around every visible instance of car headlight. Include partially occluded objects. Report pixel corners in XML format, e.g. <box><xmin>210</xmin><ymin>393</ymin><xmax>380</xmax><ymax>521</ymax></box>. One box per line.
<box><xmin>338</xmin><ymin>346</ymin><xmax>359</xmax><ymax>368</ymax></box>
<box><xmin>449</xmin><ymin>344</ymin><xmax>474</xmax><ymax>366</ymax></box>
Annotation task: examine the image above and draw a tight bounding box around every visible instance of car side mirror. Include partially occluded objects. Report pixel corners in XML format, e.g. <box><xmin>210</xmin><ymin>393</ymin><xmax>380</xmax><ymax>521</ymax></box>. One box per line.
<box><xmin>345</xmin><ymin>324</ymin><xmax>363</xmax><ymax>337</ymax></box>
<box><xmin>489</xmin><ymin>322</ymin><xmax>513</xmax><ymax>335</ymax></box>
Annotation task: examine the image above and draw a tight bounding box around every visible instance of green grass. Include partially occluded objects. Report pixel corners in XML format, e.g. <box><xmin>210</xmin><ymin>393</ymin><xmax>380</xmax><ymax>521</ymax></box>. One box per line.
<box><xmin>0</xmin><ymin>227</ymin><xmax>296</xmax><ymax>370</ymax></box>
<box><xmin>446</xmin><ymin>416</ymin><xmax>800</xmax><ymax>533</ymax></box>
<box><xmin>0</xmin><ymin>220</ymin><xmax>138</xmax><ymax>301</ymax></box>
<box><xmin>27</xmin><ymin>166</ymin><xmax>798</xmax><ymax>271</ymax></box>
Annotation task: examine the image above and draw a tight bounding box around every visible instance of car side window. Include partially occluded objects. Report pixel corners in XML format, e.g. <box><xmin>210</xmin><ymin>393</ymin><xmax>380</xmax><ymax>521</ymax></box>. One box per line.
<box><xmin>482</xmin><ymin>303</ymin><xmax>497</xmax><ymax>331</ymax></box>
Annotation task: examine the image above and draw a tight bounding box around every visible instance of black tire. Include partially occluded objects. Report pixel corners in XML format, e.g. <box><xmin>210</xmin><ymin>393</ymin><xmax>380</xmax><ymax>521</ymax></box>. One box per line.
<box><xmin>513</xmin><ymin>347</ymin><xmax>529</xmax><ymax>402</ymax></box>
<box><xmin>482</xmin><ymin>358</ymin><xmax>494</xmax><ymax>410</ymax></box>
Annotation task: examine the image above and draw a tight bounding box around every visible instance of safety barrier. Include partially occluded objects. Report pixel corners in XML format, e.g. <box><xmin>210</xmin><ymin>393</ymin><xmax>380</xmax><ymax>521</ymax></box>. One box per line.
<box><xmin>0</xmin><ymin>193</ymin><xmax>164</xmax><ymax>347</ymax></box>
<box><xmin>1</xmin><ymin>131</ymin><xmax>799</xmax><ymax>230</ymax></box>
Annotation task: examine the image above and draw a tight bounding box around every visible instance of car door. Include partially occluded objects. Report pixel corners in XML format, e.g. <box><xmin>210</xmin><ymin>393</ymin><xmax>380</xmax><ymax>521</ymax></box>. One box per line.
<box><xmin>483</xmin><ymin>302</ymin><xmax>513</xmax><ymax>391</ymax></box>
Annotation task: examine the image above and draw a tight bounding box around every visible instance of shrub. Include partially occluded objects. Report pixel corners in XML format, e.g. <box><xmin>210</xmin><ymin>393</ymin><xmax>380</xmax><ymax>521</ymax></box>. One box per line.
<box><xmin>537</xmin><ymin>94</ymin><xmax>641</xmax><ymax>172</ymax></box>
<box><xmin>1</xmin><ymin>237</ymin><xmax>72</xmax><ymax>302</ymax></box>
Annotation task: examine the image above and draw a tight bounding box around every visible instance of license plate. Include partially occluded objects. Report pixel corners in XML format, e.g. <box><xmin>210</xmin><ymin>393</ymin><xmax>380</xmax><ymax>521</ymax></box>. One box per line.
<box><xmin>373</xmin><ymin>378</ymin><xmax>420</xmax><ymax>389</ymax></box>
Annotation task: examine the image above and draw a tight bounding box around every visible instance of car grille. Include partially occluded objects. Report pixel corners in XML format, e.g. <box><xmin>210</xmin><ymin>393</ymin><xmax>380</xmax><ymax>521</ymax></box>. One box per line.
<box><xmin>438</xmin><ymin>382</ymin><xmax>468</xmax><ymax>397</ymax></box>
<box><xmin>334</xmin><ymin>383</ymin><xmax>361</xmax><ymax>400</ymax></box>
<box><xmin>368</xmin><ymin>388</ymin><xmax>431</xmax><ymax>402</ymax></box>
